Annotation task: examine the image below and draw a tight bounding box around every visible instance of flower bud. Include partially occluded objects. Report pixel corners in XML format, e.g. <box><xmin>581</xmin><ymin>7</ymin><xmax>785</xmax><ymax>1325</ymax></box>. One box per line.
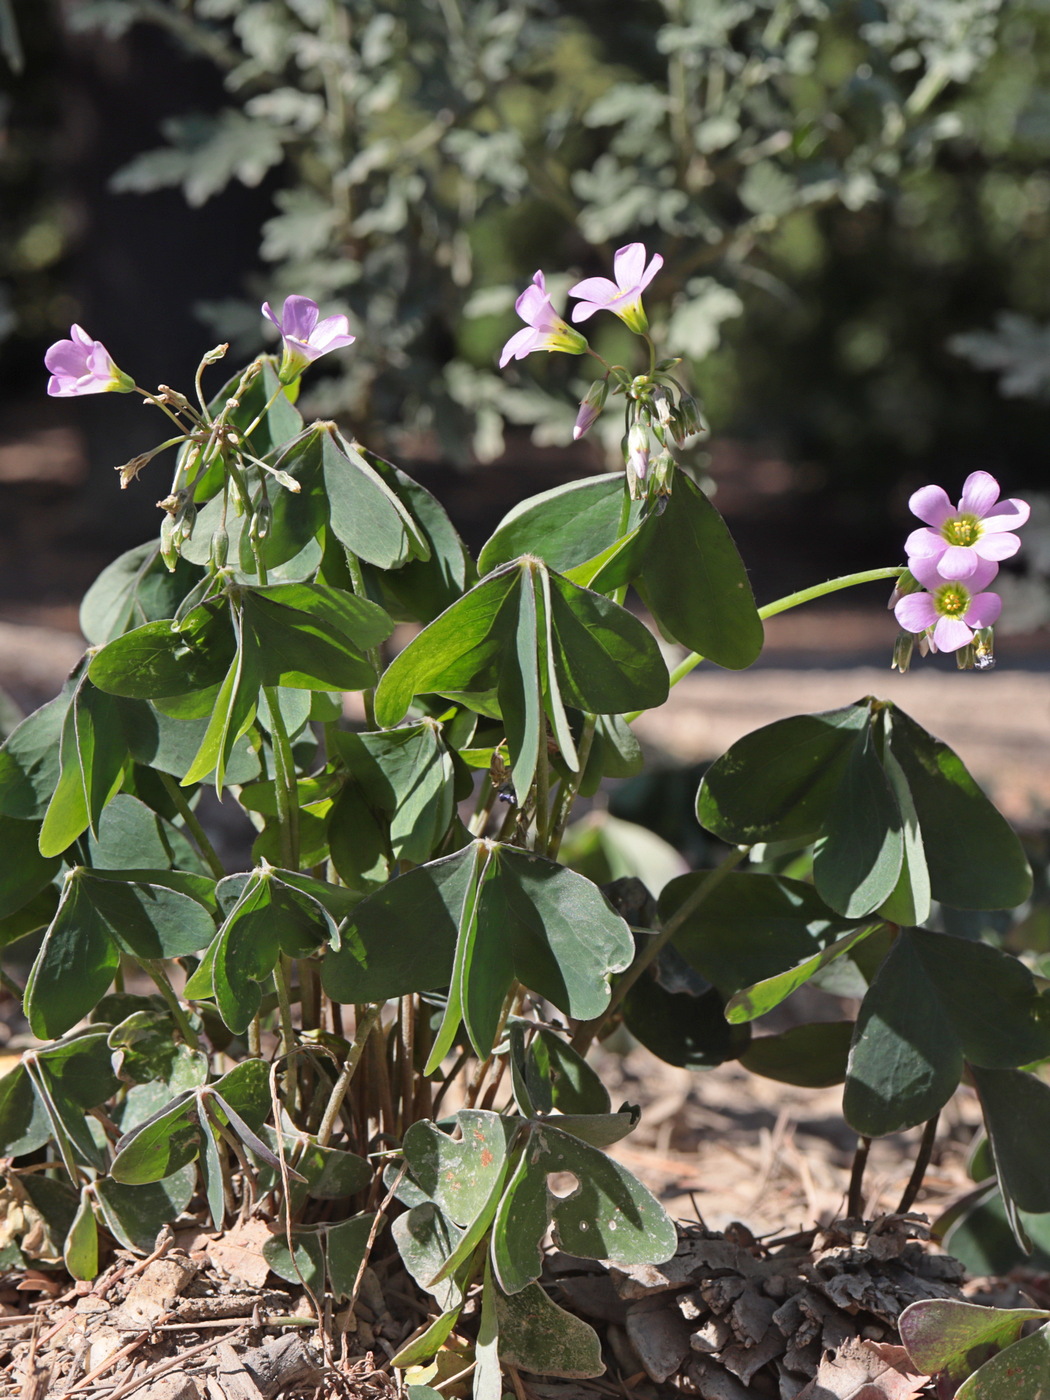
<box><xmin>250</xmin><ymin>498</ymin><xmax>273</xmax><ymax>542</ymax></box>
<box><xmin>211</xmin><ymin>526</ymin><xmax>229</xmax><ymax>568</ymax></box>
<box><xmin>675</xmin><ymin>394</ymin><xmax>708</xmax><ymax>442</ymax></box>
<box><xmin>888</xmin><ymin>568</ymin><xmax>922</xmax><ymax>609</ymax></box>
<box><xmin>175</xmin><ymin>501</ymin><xmax>197</xmax><ymax>547</ymax></box>
<box><xmin>573</xmin><ymin>378</ymin><xmax>609</xmax><ymax>440</ymax></box>
<box><xmin>891</xmin><ymin>632</ymin><xmax>915</xmax><ymax>674</ymax></box>
<box><xmin>974</xmin><ymin>627</ymin><xmax>995</xmax><ymax>671</ymax></box>
<box><xmin>627</xmin><ymin>422</ymin><xmax>650</xmax><ymax>480</ymax></box>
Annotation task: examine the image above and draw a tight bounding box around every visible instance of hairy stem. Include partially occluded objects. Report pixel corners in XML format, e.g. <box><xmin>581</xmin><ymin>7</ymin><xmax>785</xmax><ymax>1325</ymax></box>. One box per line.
<box><xmin>896</xmin><ymin>1114</ymin><xmax>940</xmax><ymax>1214</ymax></box>
<box><xmin>138</xmin><ymin>958</ymin><xmax>201</xmax><ymax>1051</ymax></box>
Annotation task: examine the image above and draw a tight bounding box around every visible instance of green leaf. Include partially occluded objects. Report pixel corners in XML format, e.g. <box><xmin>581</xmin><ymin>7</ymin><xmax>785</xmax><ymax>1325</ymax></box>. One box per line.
<box><xmin>0</xmin><ymin>816</ymin><xmax>60</xmax><ymax>919</ymax></box>
<box><xmin>93</xmin><ymin>1167</ymin><xmax>197</xmax><ymax>1254</ymax></box>
<box><xmin>80</xmin><ymin>542</ymin><xmax>204</xmax><ymax>646</ymax></box>
<box><xmin>845</xmin><ymin>931</ymin><xmax>1050</xmax><ymax>1136</ymax></box>
<box><xmin>109</xmin><ymin>1092</ymin><xmax>199</xmax><ymax>1184</ymax></box>
<box><xmin>262</xmin><ymin>1226</ymin><xmax>325</xmax><ymax>1294</ymax></box>
<box><xmin>390</xmin><ymin>1305</ymin><xmax>463</xmax><ymax>1367</ymax></box>
<box><xmin>662</xmin><ymin>871</ymin><xmax>865</xmax><ymax>996</ymax></box>
<box><xmin>326</xmin><ymin>1212</ymin><xmax>377</xmax><ymax>1300</ymax></box>
<box><xmin>65</xmin><ymin>1190</ymin><xmax>99</xmax><ymax>1281</ymax></box>
<box><xmin>725</xmin><ymin>925</ymin><xmax>876</xmax><ymax>1024</ymax></box>
<box><xmin>181</xmin><ymin>610</ymin><xmax>260</xmax><ymax>789</ymax></box>
<box><xmin>356</xmin><ymin>455</ymin><xmax>476</xmax><ymax>623</ymax></box>
<box><xmin>812</xmin><ymin>722</ymin><xmax>903</xmax><ymax>918</ymax></box>
<box><xmin>877</xmin><ymin>746</ymin><xmax>932</xmax><ymax>926</ymax></box>
<box><xmin>322</xmin><ymin>426</ymin><xmax>427</xmax><ymax>568</ymax></box>
<box><xmin>212</xmin><ymin>868</ymin><xmax>332</xmax><ymax>1033</ymax></box>
<box><xmin>899</xmin><ymin>1299</ymin><xmax>1050</xmax><ymax>1385</ymax></box>
<box><xmin>0</xmin><ymin>684</ymin><xmax>74</xmax><ymax>819</ymax></box>
<box><xmin>955</xmin><ymin>1321</ymin><xmax>1050</xmax><ymax>1399</ymax></box>
<box><xmin>740</xmin><ymin>1022</ymin><xmax>854</xmax><ymax>1087</ymax></box>
<box><xmin>327</xmin><ymin>780</ymin><xmax>390</xmax><ymax>891</ymax></box>
<box><xmin>622</xmin><ymin>974</ymin><xmax>748</xmax><ymax>1068</ymax></box>
<box><xmin>243</xmin><ymin>584</ymin><xmax>391</xmax><ymax>691</ymax></box>
<box><xmin>336</xmin><ymin>723</ymin><xmax>456</xmax><ymax>864</ymax></box>
<box><xmin>88</xmin><ymin>601</ymin><xmax>235</xmax><ymax>700</ymax></box>
<box><xmin>25</xmin><ymin>871</ymin><xmax>122</xmax><ymax>1039</ymax></box>
<box><xmin>635</xmin><ymin>469</ymin><xmax>763</xmax><ymax>669</ymax></box>
<box><xmin>85</xmin><ymin>793</ymin><xmax>205</xmax><ymax>874</ymax></box>
<box><xmin>491</xmin><ymin>1119</ymin><xmax>675</xmax><ymax>1295</ymax></box>
<box><xmin>326</xmin><ymin>842</ymin><xmax>633</xmax><ymax>1065</ymax></box>
<box><xmin>494</xmin><ymin>1277</ymin><xmax>604</xmax><ymax>1379</ymax></box>
<box><xmin>478</xmin><ymin>473</ymin><xmax>638</xmax><ymax>577</ymax></box>
<box><xmin>0</xmin><ymin>1063</ymin><xmax>51</xmax><ymax>1158</ymax></box>
<box><xmin>973</xmin><ymin>1067</ymin><xmax>1050</xmax><ymax>1214</ymax></box>
<box><xmin>525</xmin><ymin>1027</ymin><xmax>610</xmax><ymax>1116</ymax></box>
<box><xmin>697</xmin><ymin>702</ymin><xmax>870</xmax><ymax>844</ymax></box>
<box><xmin>888</xmin><ymin>706</ymin><xmax>1032</xmax><ymax>910</ymax></box>
<box><xmin>401</xmin><ymin>1110</ymin><xmax>517</xmax><ymax>1230</ymax></box>
<box><xmin>374</xmin><ymin>567</ymin><xmax>519</xmax><ymax>727</ymax></box>
<box><xmin>390</xmin><ymin>1203</ymin><xmax>467</xmax><ymax>1313</ymax></box>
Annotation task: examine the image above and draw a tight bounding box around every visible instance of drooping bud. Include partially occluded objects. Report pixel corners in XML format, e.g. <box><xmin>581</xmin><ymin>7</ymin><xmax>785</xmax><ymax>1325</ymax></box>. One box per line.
<box><xmin>888</xmin><ymin>568</ymin><xmax>922</xmax><ymax>609</ymax></box>
<box><xmin>675</xmin><ymin>394</ymin><xmax>708</xmax><ymax>443</ymax></box>
<box><xmin>627</xmin><ymin>421</ymin><xmax>650</xmax><ymax>479</ymax></box>
<box><xmin>250</xmin><ymin>498</ymin><xmax>273</xmax><ymax>542</ymax></box>
<box><xmin>573</xmin><ymin>378</ymin><xmax>609</xmax><ymax>440</ymax></box>
<box><xmin>891</xmin><ymin>632</ymin><xmax>915</xmax><ymax>674</ymax></box>
<box><xmin>211</xmin><ymin>526</ymin><xmax>230</xmax><ymax>569</ymax></box>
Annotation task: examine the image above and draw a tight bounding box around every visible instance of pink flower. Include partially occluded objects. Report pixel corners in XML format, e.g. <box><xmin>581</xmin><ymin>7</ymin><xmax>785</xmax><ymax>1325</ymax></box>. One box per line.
<box><xmin>499</xmin><ymin>272</ymin><xmax>587</xmax><ymax>368</ymax></box>
<box><xmin>45</xmin><ymin>325</ymin><xmax>134</xmax><ymax>397</ymax></box>
<box><xmin>894</xmin><ymin>554</ymin><xmax>1002</xmax><ymax>653</ymax></box>
<box><xmin>569</xmin><ymin>243</ymin><xmax>663</xmax><ymax>335</ymax></box>
<box><xmin>261</xmin><ymin>295</ymin><xmax>356</xmax><ymax>383</ymax></box>
<box><xmin>905</xmin><ymin>471</ymin><xmax>1029</xmax><ymax>581</ymax></box>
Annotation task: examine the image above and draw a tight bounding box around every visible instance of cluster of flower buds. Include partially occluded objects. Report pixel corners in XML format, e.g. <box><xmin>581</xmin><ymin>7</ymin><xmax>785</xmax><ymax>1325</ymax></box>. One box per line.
<box><xmin>43</xmin><ymin>296</ymin><xmax>358</xmax><ymax>571</ymax></box>
<box><xmin>891</xmin><ymin>472</ymin><xmax>1029</xmax><ymax>669</ymax></box>
<box><xmin>499</xmin><ymin>242</ymin><xmax>708</xmax><ymax>497</ymax></box>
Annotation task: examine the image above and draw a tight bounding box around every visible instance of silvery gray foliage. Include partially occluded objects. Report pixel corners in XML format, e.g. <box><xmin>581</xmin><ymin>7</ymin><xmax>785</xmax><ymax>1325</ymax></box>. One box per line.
<box><xmin>71</xmin><ymin>0</ymin><xmax>1005</xmax><ymax>460</ymax></box>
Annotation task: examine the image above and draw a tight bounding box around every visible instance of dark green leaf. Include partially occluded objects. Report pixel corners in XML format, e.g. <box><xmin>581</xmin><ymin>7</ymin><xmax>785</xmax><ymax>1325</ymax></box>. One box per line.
<box><xmin>663</xmin><ymin>871</ymin><xmax>865</xmax><ymax>996</ymax></box>
<box><xmin>357</xmin><ymin>455</ymin><xmax>475</xmax><ymax>622</ymax></box>
<box><xmin>0</xmin><ymin>816</ymin><xmax>60</xmax><ymax>919</ymax></box>
<box><xmin>326</xmin><ymin>1212</ymin><xmax>376</xmax><ymax>1300</ymax></box>
<box><xmin>973</xmin><ymin>1067</ymin><xmax>1050</xmax><ymax>1214</ymax></box>
<box><xmin>80</xmin><ymin>542</ymin><xmax>204</xmax><ymax>646</ymax></box>
<box><xmin>390</xmin><ymin>1203</ymin><xmax>466</xmax><ymax>1312</ymax></box>
<box><xmin>478</xmin><ymin>473</ymin><xmax>637</xmax><ymax>577</ymax></box>
<box><xmin>94</xmin><ymin>1166</ymin><xmax>197</xmax><ymax>1253</ymax></box>
<box><xmin>812</xmin><ymin>722</ymin><xmax>903</xmax><ymax>918</ymax></box>
<box><xmin>889</xmin><ymin>707</ymin><xmax>1032</xmax><ymax>910</ymax></box>
<box><xmin>740</xmin><ymin>1022</ymin><xmax>854</xmax><ymax>1087</ymax></box>
<box><xmin>88</xmin><ymin>601</ymin><xmax>235</xmax><ymax>700</ymax></box>
<box><xmin>623</xmin><ymin>974</ymin><xmax>748</xmax><ymax>1068</ymax></box>
<box><xmin>697</xmin><ymin>703</ymin><xmax>870</xmax><ymax>844</ymax></box>
<box><xmin>635</xmin><ymin>469</ymin><xmax>763</xmax><ymax>669</ymax></box>
<box><xmin>109</xmin><ymin>1092</ymin><xmax>199</xmax><ymax>1184</ymax></box>
<box><xmin>0</xmin><ymin>1063</ymin><xmax>51</xmax><ymax>1158</ymax></box>
<box><xmin>526</xmin><ymin>1027</ymin><xmax>610</xmax><ymax>1116</ymax></box>
<box><xmin>336</xmin><ymin>723</ymin><xmax>455</xmax><ymax>864</ymax></box>
<box><xmin>25</xmin><ymin>872</ymin><xmax>122</xmax><ymax>1038</ymax></box>
<box><xmin>262</xmin><ymin>1226</ymin><xmax>325</xmax><ymax>1294</ymax></box>
<box><xmin>495</xmin><ymin>1277</ymin><xmax>604</xmax><ymax>1379</ymax></box>
<box><xmin>0</xmin><ymin>685</ymin><xmax>74</xmax><ymax>819</ymax></box>
<box><xmin>323</xmin><ymin>427</ymin><xmax>427</xmax><ymax>568</ymax></box>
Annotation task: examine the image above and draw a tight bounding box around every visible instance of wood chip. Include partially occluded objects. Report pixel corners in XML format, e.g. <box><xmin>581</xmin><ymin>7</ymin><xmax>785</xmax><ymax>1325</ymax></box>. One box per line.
<box><xmin>120</xmin><ymin>1256</ymin><xmax>199</xmax><ymax>1327</ymax></box>
<box><xmin>185</xmin><ymin>1223</ymin><xmax>274</xmax><ymax>1290</ymax></box>
<box><xmin>795</xmin><ymin>1338</ymin><xmax>928</xmax><ymax>1400</ymax></box>
<box><xmin>206</xmin><ymin>1342</ymin><xmax>265</xmax><ymax>1400</ymax></box>
<box><xmin>624</xmin><ymin>1297</ymin><xmax>691</xmax><ymax>1384</ymax></box>
<box><xmin>134</xmin><ymin>1375</ymin><xmax>201</xmax><ymax>1400</ymax></box>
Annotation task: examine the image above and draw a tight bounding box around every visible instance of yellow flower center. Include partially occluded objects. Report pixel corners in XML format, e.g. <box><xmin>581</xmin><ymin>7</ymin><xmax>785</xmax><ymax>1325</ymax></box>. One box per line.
<box><xmin>941</xmin><ymin>513</ymin><xmax>980</xmax><ymax>547</ymax></box>
<box><xmin>934</xmin><ymin>583</ymin><xmax>970</xmax><ymax>618</ymax></box>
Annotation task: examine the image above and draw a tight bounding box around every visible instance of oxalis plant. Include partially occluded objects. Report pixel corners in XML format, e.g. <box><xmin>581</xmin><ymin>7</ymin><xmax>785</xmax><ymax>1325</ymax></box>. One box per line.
<box><xmin>0</xmin><ymin>244</ymin><xmax>1043</xmax><ymax>1397</ymax></box>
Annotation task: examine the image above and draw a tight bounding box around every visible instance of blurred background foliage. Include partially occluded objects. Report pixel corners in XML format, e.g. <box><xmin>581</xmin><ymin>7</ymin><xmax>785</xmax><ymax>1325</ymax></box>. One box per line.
<box><xmin>2</xmin><ymin>0</ymin><xmax>1050</xmax><ymax>579</ymax></box>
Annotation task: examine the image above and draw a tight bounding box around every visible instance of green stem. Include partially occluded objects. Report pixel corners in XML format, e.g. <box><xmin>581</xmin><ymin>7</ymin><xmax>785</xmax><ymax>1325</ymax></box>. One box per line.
<box><xmin>624</xmin><ymin>565</ymin><xmax>905</xmax><ymax>721</ymax></box>
<box><xmin>316</xmin><ymin>1004</ymin><xmax>384</xmax><ymax>1147</ymax></box>
<box><xmin>158</xmin><ymin>772</ymin><xmax>225</xmax><ymax>879</ymax></box>
<box><xmin>546</xmin><ymin>714</ymin><xmax>598</xmax><ymax>859</ymax></box>
<box><xmin>274</xmin><ymin>954</ymin><xmax>297</xmax><ymax>1063</ymax></box>
<box><xmin>344</xmin><ymin>550</ymin><xmax>381</xmax><ymax>728</ymax></box>
<box><xmin>263</xmin><ymin>685</ymin><xmax>300</xmax><ymax>870</ymax></box>
<box><xmin>571</xmin><ymin>843</ymin><xmax>749</xmax><ymax>1053</ymax></box>
<box><xmin>138</xmin><ymin>959</ymin><xmax>201</xmax><ymax>1051</ymax></box>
